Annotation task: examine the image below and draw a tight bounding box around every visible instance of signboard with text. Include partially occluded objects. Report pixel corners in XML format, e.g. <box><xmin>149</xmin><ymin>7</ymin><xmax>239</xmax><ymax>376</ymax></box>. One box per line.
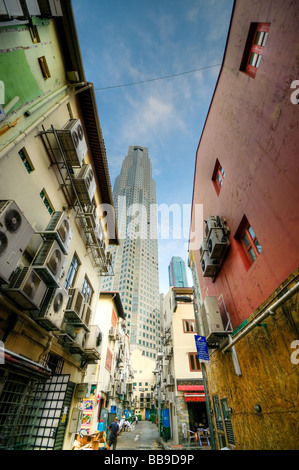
<box><xmin>194</xmin><ymin>335</ymin><xmax>210</xmax><ymax>363</ymax></box>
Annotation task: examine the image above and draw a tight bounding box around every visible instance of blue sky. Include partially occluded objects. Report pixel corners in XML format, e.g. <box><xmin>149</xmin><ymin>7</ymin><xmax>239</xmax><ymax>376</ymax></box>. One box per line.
<box><xmin>72</xmin><ymin>0</ymin><xmax>234</xmax><ymax>294</ymax></box>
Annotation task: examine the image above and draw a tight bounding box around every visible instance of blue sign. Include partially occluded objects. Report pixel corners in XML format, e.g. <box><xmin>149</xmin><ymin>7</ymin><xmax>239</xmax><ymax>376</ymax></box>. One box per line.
<box><xmin>194</xmin><ymin>335</ymin><xmax>210</xmax><ymax>363</ymax></box>
<box><xmin>163</xmin><ymin>409</ymin><xmax>170</xmax><ymax>428</ymax></box>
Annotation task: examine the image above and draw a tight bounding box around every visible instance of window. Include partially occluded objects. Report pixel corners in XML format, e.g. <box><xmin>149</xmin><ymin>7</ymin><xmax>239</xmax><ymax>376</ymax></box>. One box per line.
<box><xmin>240</xmin><ymin>23</ymin><xmax>270</xmax><ymax>78</ymax></box>
<box><xmin>81</xmin><ymin>277</ymin><xmax>94</xmax><ymax>304</ymax></box>
<box><xmin>188</xmin><ymin>352</ymin><xmax>201</xmax><ymax>372</ymax></box>
<box><xmin>64</xmin><ymin>254</ymin><xmax>80</xmax><ymax>289</ymax></box>
<box><xmin>19</xmin><ymin>147</ymin><xmax>34</xmax><ymax>173</ymax></box>
<box><xmin>38</xmin><ymin>56</ymin><xmax>51</xmax><ymax>80</ymax></box>
<box><xmin>212</xmin><ymin>159</ymin><xmax>225</xmax><ymax>195</ymax></box>
<box><xmin>40</xmin><ymin>188</ymin><xmax>54</xmax><ymax>215</ymax></box>
<box><xmin>235</xmin><ymin>216</ymin><xmax>262</xmax><ymax>269</ymax></box>
<box><xmin>183</xmin><ymin>320</ymin><xmax>196</xmax><ymax>333</ymax></box>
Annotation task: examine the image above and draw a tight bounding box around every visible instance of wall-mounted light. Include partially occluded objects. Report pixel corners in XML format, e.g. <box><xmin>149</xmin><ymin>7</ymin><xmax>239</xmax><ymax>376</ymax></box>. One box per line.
<box><xmin>228</xmin><ymin>407</ymin><xmax>233</xmax><ymax>414</ymax></box>
<box><xmin>254</xmin><ymin>404</ymin><xmax>262</xmax><ymax>412</ymax></box>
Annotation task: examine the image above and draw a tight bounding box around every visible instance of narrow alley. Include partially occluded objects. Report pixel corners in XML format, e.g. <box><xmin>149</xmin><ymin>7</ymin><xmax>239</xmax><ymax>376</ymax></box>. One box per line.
<box><xmin>114</xmin><ymin>420</ymin><xmax>162</xmax><ymax>451</ymax></box>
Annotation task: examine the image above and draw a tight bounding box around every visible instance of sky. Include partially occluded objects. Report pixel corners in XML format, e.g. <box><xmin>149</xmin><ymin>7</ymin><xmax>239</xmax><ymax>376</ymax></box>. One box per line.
<box><xmin>72</xmin><ymin>0</ymin><xmax>234</xmax><ymax>294</ymax></box>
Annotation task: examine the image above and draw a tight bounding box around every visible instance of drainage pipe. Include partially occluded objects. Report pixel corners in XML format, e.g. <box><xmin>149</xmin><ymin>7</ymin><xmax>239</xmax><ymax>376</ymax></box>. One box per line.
<box><xmin>221</xmin><ymin>280</ymin><xmax>299</xmax><ymax>354</ymax></box>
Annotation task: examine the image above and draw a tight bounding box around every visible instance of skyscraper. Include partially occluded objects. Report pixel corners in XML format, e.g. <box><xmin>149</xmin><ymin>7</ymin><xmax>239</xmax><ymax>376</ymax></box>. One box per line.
<box><xmin>168</xmin><ymin>256</ymin><xmax>188</xmax><ymax>288</ymax></box>
<box><xmin>101</xmin><ymin>146</ymin><xmax>161</xmax><ymax>359</ymax></box>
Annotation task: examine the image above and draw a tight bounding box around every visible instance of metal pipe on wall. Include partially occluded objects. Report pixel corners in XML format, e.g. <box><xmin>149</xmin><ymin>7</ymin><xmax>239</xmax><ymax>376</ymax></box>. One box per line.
<box><xmin>221</xmin><ymin>280</ymin><xmax>299</xmax><ymax>354</ymax></box>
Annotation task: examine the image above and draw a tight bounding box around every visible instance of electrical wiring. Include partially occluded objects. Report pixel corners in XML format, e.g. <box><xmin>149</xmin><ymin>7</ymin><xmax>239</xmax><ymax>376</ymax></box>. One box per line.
<box><xmin>94</xmin><ymin>63</ymin><xmax>222</xmax><ymax>91</ymax></box>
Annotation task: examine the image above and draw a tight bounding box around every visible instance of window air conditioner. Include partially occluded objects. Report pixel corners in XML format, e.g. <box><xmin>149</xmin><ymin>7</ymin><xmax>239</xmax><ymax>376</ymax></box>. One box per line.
<box><xmin>56</xmin><ymin>118</ymin><xmax>87</xmax><ymax>166</ymax></box>
<box><xmin>0</xmin><ymin>200</ymin><xmax>34</xmax><ymax>283</ymax></box>
<box><xmin>32</xmin><ymin>240</ymin><xmax>66</xmax><ymax>287</ymax></box>
<box><xmin>201</xmin><ymin>251</ymin><xmax>219</xmax><ymax>277</ymax></box>
<box><xmin>64</xmin><ymin>288</ymin><xmax>85</xmax><ymax>323</ymax></box>
<box><xmin>73</xmin><ymin>164</ymin><xmax>97</xmax><ymax>206</ymax></box>
<box><xmin>82</xmin><ymin>302</ymin><xmax>92</xmax><ymax>328</ymax></box>
<box><xmin>208</xmin><ymin>228</ymin><xmax>229</xmax><ymax>259</ymax></box>
<box><xmin>35</xmin><ymin>286</ymin><xmax>68</xmax><ymax>331</ymax></box>
<box><xmin>38</xmin><ymin>211</ymin><xmax>73</xmax><ymax>254</ymax></box>
<box><xmin>200</xmin><ymin>296</ymin><xmax>232</xmax><ymax>346</ymax></box>
<box><xmin>4</xmin><ymin>266</ymin><xmax>48</xmax><ymax>310</ymax></box>
<box><xmin>84</xmin><ymin>325</ymin><xmax>103</xmax><ymax>362</ymax></box>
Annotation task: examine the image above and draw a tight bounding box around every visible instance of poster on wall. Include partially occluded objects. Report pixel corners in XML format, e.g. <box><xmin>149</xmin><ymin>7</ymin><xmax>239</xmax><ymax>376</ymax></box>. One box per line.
<box><xmin>81</xmin><ymin>398</ymin><xmax>95</xmax><ymax>434</ymax></box>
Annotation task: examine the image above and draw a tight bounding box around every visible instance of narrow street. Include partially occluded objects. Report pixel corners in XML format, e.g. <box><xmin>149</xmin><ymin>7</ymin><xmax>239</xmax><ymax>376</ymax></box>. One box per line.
<box><xmin>114</xmin><ymin>420</ymin><xmax>162</xmax><ymax>451</ymax></box>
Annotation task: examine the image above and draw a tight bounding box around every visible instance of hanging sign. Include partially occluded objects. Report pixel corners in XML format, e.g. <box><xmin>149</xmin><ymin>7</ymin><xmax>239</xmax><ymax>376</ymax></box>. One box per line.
<box><xmin>194</xmin><ymin>335</ymin><xmax>210</xmax><ymax>363</ymax></box>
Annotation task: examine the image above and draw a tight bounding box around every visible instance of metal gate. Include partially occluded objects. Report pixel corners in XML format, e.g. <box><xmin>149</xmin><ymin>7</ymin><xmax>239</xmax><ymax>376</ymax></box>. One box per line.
<box><xmin>31</xmin><ymin>375</ymin><xmax>75</xmax><ymax>450</ymax></box>
<box><xmin>0</xmin><ymin>370</ymin><xmax>45</xmax><ymax>450</ymax></box>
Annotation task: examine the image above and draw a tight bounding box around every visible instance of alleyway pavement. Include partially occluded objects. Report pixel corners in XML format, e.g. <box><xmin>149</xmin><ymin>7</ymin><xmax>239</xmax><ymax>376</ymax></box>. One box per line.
<box><xmin>114</xmin><ymin>420</ymin><xmax>212</xmax><ymax>451</ymax></box>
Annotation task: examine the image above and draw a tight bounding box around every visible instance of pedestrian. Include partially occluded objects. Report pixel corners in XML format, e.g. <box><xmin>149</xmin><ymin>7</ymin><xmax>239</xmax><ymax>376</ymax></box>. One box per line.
<box><xmin>135</xmin><ymin>415</ymin><xmax>138</xmax><ymax>425</ymax></box>
<box><xmin>108</xmin><ymin>417</ymin><xmax>119</xmax><ymax>450</ymax></box>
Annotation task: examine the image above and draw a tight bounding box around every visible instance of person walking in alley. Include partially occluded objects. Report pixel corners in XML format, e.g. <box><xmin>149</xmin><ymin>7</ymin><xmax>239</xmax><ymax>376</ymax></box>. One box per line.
<box><xmin>108</xmin><ymin>417</ymin><xmax>119</xmax><ymax>450</ymax></box>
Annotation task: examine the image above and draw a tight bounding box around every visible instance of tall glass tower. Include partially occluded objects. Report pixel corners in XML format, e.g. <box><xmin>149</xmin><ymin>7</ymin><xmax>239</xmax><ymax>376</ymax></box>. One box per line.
<box><xmin>168</xmin><ymin>256</ymin><xmax>188</xmax><ymax>288</ymax></box>
<box><xmin>101</xmin><ymin>146</ymin><xmax>161</xmax><ymax>359</ymax></box>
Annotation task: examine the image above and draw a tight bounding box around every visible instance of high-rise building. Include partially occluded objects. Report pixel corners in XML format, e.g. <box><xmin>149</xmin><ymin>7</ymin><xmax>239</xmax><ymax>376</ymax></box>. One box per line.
<box><xmin>101</xmin><ymin>146</ymin><xmax>161</xmax><ymax>359</ymax></box>
<box><xmin>168</xmin><ymin>256</ymin><xmax>188</xmax><ymax>288</ymax></box>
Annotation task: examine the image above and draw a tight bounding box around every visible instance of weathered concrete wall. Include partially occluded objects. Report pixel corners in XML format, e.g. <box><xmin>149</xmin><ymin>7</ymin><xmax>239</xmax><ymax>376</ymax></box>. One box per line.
<box><xmin>207</xmin><ymin>275</ymin><xmax>299</xmax><ymax>450</ymax></box>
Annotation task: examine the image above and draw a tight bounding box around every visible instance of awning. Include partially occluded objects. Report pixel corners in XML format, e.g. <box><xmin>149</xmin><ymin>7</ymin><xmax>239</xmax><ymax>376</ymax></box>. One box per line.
<box><xmin>1</xmin><ymin>348</ymin><xmax>51</xmax><ymax>380</ymax></box>
<box><xmin>178</xmin><ymin>385</ymin><xmax>205</xmax><ymax>392</ymax></box>
<box><xmin>184</xmin><ymin>393</ymin><xmax>206</xmax><ymax>403</ymax></box>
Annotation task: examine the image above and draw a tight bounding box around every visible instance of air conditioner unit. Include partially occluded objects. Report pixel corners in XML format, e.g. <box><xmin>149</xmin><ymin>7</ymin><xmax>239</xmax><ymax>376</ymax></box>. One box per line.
<box><xmin>166</xmin><ymin>375</ymin><xmax>174</xmax><ymax>386</ymax></box>
<box><xmin>109</xmin><ymin>327</ymin><xmax>116</xmax><ymax>340</ymax></box>
<box><xmin>82</xmin><ymin>302</ymin><xmax>92</xmax><ymax>328</ymax></box>
<box><xmin>199</xmin><ymin>238</ymin><xmax>208</xmax><ymax>261</ymax></box>
<box><xmin>201</xmin><ymin>251</ymin><xmax>219</xmax><ymax>277</ymax></box>
<box><xmin>75</xmin><ymin>382</ymin><xmax>90</xmax><ymax>399</ymax></box>
<box><xmin>71</xmin><ymin>327</ymin><xmax>87</xmax><ymax>354</ymax></box>
<box><xmin>35</xmin><ymin>287</ymin><xmax>68</xmax><ymax>330</ymax></box>
<box><xmin>208</xmin><ymin>228</ymin><xmax>228</xmax><ymax>259</ymax></box>
<box><xmin>56</xmin><ymin>118</ymin><xmax>87</xmax><ymax>166</ymax></box>
<box><xmin>200</xmin><ymin>296</ymin><xmax>232</xmax><ymax>346</ymax></box>
<box><xmin>115</xmin><ymin>329</ymin><xmax>120</xmax><ymax>340</ymax></box>
<box><xmin>80</xmin><ymin>205</ymin><xmax>97</xmax><ymax>230</ymax></box>
<box><xmin>4</xmin><ymin>266</ymin><xmax>48</xmax><ymax>310</ymax></box>
<box><xmin>38</xmin><ymin>212</ymin><xmax>73</xmax><ymax>254</ymax></box>
<box><xmin>84</xmin><ymin>325</ymin><xmax>103</xmax><ymax>362</ymax></box>
<box><xmin>32</xmin><ymin>240</ymin><xmax>65</xmax><ymax>287</ymax></box>
<box><xmin>205</xmin><ymin>216</ymin><xmax>221</xmax><ymax>239</ymax></box>
<box><xmin>64</xmin><ymin>288</ymin><xmax>84</xmax><ymax>323</ymax></box>
<box><xmin>0</xmin><ymin>200</ymin><xmax>34</xmax><ymax>283</ymax></box>
<box><xmin>24</xmin><ymin>0</ymin><xmax>41</xmax><ymax>16</ymax></box>
<box><xmin>36</xmin><ymin>0</ymin><xmax>62</xmax><ymax>18</ymax></box>
<box><xmin>165</xmin><ymin>346</ymin><xmax>173</xmax><ymax>359</ymax></box>
<box><xmin>73</xmin><ymin>164</ymin><xmax>96</xmax><ymax>206</ymax></box>
<box><xmin>0</xmin><ymin>0</ymin><xmax>24</xmax><ymax>18</ymax></box>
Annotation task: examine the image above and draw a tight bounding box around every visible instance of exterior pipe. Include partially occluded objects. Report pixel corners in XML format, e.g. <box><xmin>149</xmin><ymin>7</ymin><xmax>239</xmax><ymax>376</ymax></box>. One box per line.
<box><xmin>0</xmin><ymin>94</ymin><xmax>70</xmax><ymax>161</ymax></box>
<box><xmin>221</xmin><ymin>280</ymin><xmax>299</xmax><ymax>354</ymax></box>
<box><xmin>25</xmin><ymin>85</ymin><xmax>68</xmax><ymax>116</ymax></box>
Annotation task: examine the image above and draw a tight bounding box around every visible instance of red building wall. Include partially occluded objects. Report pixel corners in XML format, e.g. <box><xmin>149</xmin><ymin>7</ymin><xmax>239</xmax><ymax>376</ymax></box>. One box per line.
<box><xmin>190</xmin><ymin>0</ymin><xmax>299</xmax><ymax>329</ymax></box>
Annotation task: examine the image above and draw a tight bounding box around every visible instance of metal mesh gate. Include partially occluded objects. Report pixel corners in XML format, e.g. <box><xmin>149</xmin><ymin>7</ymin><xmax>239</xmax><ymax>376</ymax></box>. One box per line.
<box><xmin>0</xmin><ymin>370</ymin><xmax>45</xmax><ymax>450</ymax></box>
<box><xmin>31</xmin><ymin>375</ymin><xmax>72</xmax><ymax>450</ymax></box>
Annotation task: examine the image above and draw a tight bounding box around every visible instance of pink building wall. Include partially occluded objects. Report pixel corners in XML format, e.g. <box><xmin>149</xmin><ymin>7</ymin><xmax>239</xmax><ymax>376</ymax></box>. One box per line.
<box><xmin>190</xmin><ymin>0</ymin><xmax>299</xmax><ymax>328</ymax></box>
